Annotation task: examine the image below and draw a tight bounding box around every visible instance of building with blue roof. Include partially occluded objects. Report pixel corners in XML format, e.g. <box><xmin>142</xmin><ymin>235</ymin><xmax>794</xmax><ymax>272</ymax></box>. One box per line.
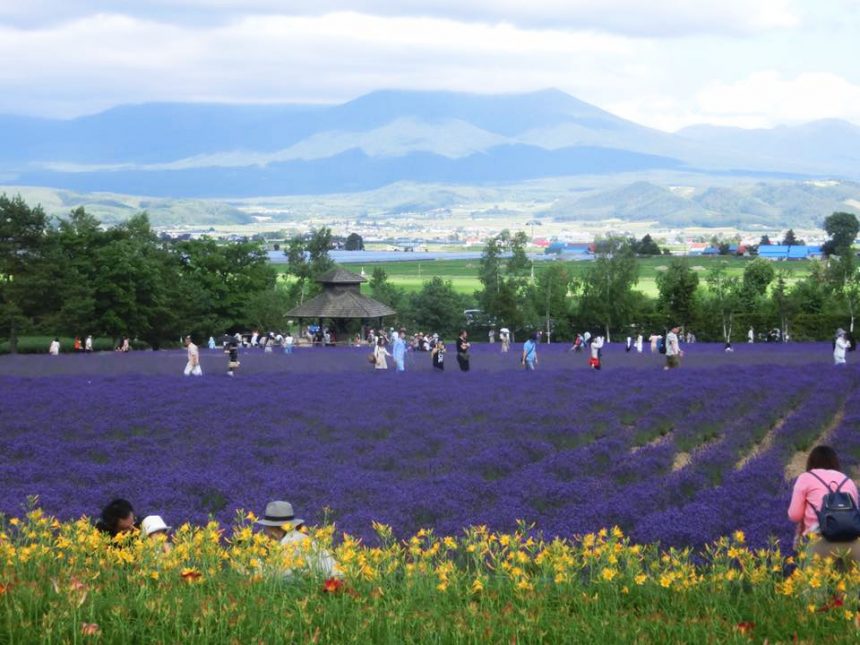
<box><xmin>758</xmin><ymin>245</ymin><xmax>822</xmax><ymax>260</ymax></box>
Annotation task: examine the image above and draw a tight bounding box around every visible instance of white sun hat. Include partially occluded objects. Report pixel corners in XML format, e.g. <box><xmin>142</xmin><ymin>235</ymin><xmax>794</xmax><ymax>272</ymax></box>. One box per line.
<box><xmin>140</xmin><ymin>515</ymin><xmax>172</xmax><ymax>537</ymax></box>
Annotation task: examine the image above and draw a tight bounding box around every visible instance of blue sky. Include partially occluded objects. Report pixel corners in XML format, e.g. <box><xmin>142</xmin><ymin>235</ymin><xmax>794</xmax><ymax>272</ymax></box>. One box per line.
<box><xmin>0</xmin><ymin>0</ymin><xmax>857</xmax><ymax>131</ymax></box>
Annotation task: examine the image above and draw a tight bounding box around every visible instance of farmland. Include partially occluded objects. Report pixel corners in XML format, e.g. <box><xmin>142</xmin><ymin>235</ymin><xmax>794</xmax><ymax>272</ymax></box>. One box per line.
<box><xmin>274</xmin><ymin>255</ymin><xmax>816</xmax><ymax>297</ymax></box>
<box><xmin>1</xmin><ymin>342</ymin><xmax>854</xmax><ymax>548</ymax></box>
<box><xmin>2</xmin><ymin>343</ymin><xmax>860</xmax><ymax>642</ymax></box>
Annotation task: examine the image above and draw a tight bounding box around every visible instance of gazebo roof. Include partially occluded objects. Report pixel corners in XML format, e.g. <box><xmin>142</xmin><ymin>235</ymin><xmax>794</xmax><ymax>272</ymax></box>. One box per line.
<box><xmin>316</xmin><ymin>267</ymin><xmax>366</xmax><ymax>285</ymax></box>
<box><xmin>286</xmin><ymin>289</ymin><xmax>396</xmax><ymax>319</ymax></box>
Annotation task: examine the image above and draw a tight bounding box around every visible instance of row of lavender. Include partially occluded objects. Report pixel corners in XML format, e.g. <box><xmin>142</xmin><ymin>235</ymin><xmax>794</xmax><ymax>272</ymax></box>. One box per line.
<box><xmin>0</xmin><ymin>345</ymin><xmax>856</xmax><ymax>550</ymax></box>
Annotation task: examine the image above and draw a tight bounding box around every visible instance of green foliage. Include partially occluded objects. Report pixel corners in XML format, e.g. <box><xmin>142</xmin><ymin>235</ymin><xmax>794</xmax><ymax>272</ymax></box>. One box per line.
<box><xmin>344</xmin><ymin>233</ymin><xmax>364</xmax><ymax>251</ymax></box>
<box><xmin>656</xmin><ymin>259</ymin><xmax>699</xmax><ymax>328</ymax></box>
<box><xmin>476</xmin><ymin>230</ymin><xmax>531</xmax><ymax>332</ymax></box>
<box><xmin>285</xmin><ymin>227</ymin><xmax>335</xmax><ymax>304</ymax></box>
<box><xmin>579</xmin><ymin>237</ymin><xmax>639</xmax><ymax>338</ymax></box>
<box><xmin>705</xmin><ymin>262</ymin><xmax>741</xmax><ymax>343</ymax></box>
<box><xmin>822</xmin><ymin>211</ymin><xmax>859</xmax><ymax>256</ymax></box>
<box><xmin>0</xmin><ymin>194</ymin><xmax>51</xmax><ymax>352</ymax></box>
<box><xmin>633</xmin><ymin>233</ymin><xmax>662</xmax><ymax>255</ymax></box>
<box><xmin>781</xmin><ymin>228</ymin><xmax>804</xmax><ymax>246</ymax></box>
<box><xmin>410</xmin><ymin>277</ymin><xmax>469</xmax><ymax>338</ymax></box>
<box><xmin>0</xmin><ymin>198</ymin><xmax>277</xmax><ymax>347</ymax></box>
<box><xmin>739</xmin><ymin>257</ymin><xmax>776</xmax><ymax>311</ymax></box>
<box><xmin>528</xmin><ymin>262</ymin><xmax>574</xmax><ymax>338</ymax></box>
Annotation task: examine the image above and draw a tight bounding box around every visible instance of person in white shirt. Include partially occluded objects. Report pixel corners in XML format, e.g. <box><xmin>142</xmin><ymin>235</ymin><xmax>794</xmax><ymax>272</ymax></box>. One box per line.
<box><xmin>284</xmin><ymin>332</ymin><xmax>294</xmax><ymax>354</ymax></box>
<box><xmin>256</xmin><ymin>501</ymin><xmax>338</xmax><ymax>578</ymax></box>
<box><xmin>84</xmin><ymin>335</ymin><xmax>93</xmax><ymax>352</ymax></box>
<box><xmin>635</xmin><ymin>333</ymin><xmax>643</xmax><ymax>353</ymax></box>
<box><xmin>183</xmin><ymin>336</ymin><xmax>202</xmax><ymax>376</ymax></box>
<box><xmin>664</xmin><ymin>326</ymin><xmax>682</xmax><ymax>370</ymax></box>
<box><xmin>373</xmin><ymin>337</ymin><xmax>391</xmax><ymax>369</ymax></box>
<box><xmin>834</xmin><ymin>328</ymin><xmax>850</xmax><ymax>366</ymax></box>
<box><xmin>748</xmin><ymin>327</ymin><xmax>754</xmax><ymax>343</ymax></box>
<box><xmin>48</xmin><ymin>338</ymin><xmax>60</xmax><ymax>355</ymax></box>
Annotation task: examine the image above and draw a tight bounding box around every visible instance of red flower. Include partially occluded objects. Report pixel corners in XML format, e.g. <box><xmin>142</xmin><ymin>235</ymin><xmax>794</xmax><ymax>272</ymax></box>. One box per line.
<box><xmin>81</xmin><ymin>623</ymin><xmax>101</xmax><ymax>636</ymax></box>
<box><xmin>323</xmin><ymin>577</ymin><xmax>344</xmax><ymax>593</ymax></box>
<box><xmin>819</xmin><ymin>595</ymin><xmax>845</xmax><ymax>612</ymax></box>
<box><xmin>735</xmin><ymin>621</ymin><xmax>755</xmax><ymax>636</ymax></box>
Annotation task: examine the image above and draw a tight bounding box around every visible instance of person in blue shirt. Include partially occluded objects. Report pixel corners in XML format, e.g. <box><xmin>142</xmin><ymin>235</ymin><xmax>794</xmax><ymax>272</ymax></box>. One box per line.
<box><xmin>392</xmin><ymin>327</ymin><xmax>407</xmax><ymax>372</ymax></box>
<box><xmin>521</xmin><ymin>333</ymin><xmax>539</xmax><ymax>370</ymax></box>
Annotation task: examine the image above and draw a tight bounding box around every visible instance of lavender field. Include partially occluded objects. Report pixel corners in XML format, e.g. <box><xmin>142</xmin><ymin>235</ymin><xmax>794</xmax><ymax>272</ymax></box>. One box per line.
<box><xmin>1</xmin><ymin>343</ymin><xmax>858</xmax><ymax>550</ymax></box>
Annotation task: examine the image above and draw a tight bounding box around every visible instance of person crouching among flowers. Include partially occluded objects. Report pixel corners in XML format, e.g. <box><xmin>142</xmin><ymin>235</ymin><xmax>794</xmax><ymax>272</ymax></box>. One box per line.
<box><xmin>140</xmin><ymin>515</ymin><xmax>173</xmax><ymax>553</ymax></box>
<box><xmin>256</xmin><ymin>500</ymin><xmax>339</xmax><ymax>578</ymax></box>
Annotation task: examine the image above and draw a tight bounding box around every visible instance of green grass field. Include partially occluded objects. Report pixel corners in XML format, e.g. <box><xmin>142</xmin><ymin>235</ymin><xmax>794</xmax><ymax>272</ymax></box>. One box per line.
<box><xmin>323</xmin><ymin>255</ymin><xmax>812</xmax><ymax>298</ymax></box>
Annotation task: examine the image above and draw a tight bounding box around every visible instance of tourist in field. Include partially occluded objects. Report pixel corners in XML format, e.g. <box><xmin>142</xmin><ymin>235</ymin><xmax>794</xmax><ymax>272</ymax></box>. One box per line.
<box><xmin>208</xmin><ymin>336</ymin><xmax>216</xmax><ymax>350</ymax></box>
<box><xmin>432</xmin><ymin>337</ymin><xmax>446</xmax><ymax>371</ymax></box>
<box><xmin>834</xmin><ymin>328</ymin><xmax>850</xmax><ymax>366</ymax></box>
<box><xmin>748</xmin><ymin>326</ymin><xmax>754</xmax><ymax>343</ymax></box>
<box><xmin>635</xmin><ymin>333</ymin><xmax>643</xmax><ymax>353</ymax></box>
<box><xmin>393</xmin><ymin>327</ymin><xmax>407</xmax><ymax>372</ymax></box>
<box><xmin>788</xmin><ymin>446</ymin><xmax>860</xmax><ymax>561</ymax></box>
<box><xmin>664</xmin><ymin>326</ymin><xmax>682</xmax><ymax>370</ymax></box>
<box><xmin>184</xmin><ymin>335</ymin><xmax>202</xmax><ymax>376</ymax></box>
<box><xmin>256</xmin><ymin>500</ymin><xmax>338</xmax><ymax>578</ymax></box>
<box><xmin>141</xmin><ymin>515</ymin><xmax>173</xmax><ymax>553</ymax></box>
<box><xmin>95</xmin><ymin>499</ymin><xmax>137</xmax><ymax>538</ymax></box>
<box><xmin>583</xmin><ymin>330</ymin><xmax>592</xmax><ymax>347</ymax></box>
<box><xmin>456</xmin><ymin>330</ymin><xmax>471</xmax><ymax>371</ymax></box>
<box><xmin>85</xmin><ymin>335</ymin><xmax>93</xmax><ymax>352</ymax></box>
<box><xmin>571</xmin><ymin>333</ymin><xmax>583</xmax><ymax>352</ymax></box>
<box><xmin>48</xmin><ymin>337</ymin><xmax>60</xmax><ymax>355</ymax></box>
<box><xmin>284</xmin><ymin>331</ymin><xmax>294</xmax><ymax>354</ymax></box>
<box><xmin>73</xmin><ymin>336</ymin><xmax>82</xmax><ymax>352</ymax></box>
<box><xmin>499</xmin><ymin>328</ymin><xmax>511</xmax><ymax>353</ymax></box>
<box><xmin>522</xmin><ymin>333</ymin><xmax>538</xmax><ymax>370</ymax></box>
<box><xmin>588</xmin><ymin>335</ymin><xmax>603</xmax><ymax>370</ymax></box>
<box><xmin>226</xmin><ymin>339</ymin><xmax>240</xmax><ymax>377</ymax></box>
<box><xmin>373</xmin><ymin>337</ymin><xmax>391</xmax><ymax>370</ymax></box>
<box><xmin>488</xmin><ymin>327</ymin><xmax>496</xmax><ymax>344</ymax></box>
<box><xmin>625</xmin><ymin>335</ymin><xmax>633</xmax><ymax>352</ymax></box>
<box><xmin>649</xmin><ymin>333</ymin><xmax>659</xmax><ymax>353</ymax></box>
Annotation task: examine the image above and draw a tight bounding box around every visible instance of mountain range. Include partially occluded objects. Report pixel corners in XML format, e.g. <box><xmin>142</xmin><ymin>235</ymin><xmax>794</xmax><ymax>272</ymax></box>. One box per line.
<box><xmin>2</xmin><ymin>88</ymin><xmax>860</xmax><ymax>201</ymax></box>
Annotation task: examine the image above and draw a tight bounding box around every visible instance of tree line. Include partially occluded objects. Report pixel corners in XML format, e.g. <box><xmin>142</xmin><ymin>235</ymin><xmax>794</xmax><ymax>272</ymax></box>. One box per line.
<box><xmin>0</xmin><ymin>196</ymin><xmax>278</xmax><ymax>352</ymax></box>
<box><xmin>3</xmin><ymin>193</ymin><xmax>859</xmax><ymax>350</ymax></box>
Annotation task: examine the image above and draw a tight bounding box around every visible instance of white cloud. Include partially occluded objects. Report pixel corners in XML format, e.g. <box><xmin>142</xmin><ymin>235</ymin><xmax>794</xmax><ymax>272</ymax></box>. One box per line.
<box><xmin>694</xmin><ymin>72</ymin><xmax>860</xmax><ymax>128</ymax></box>
<box><xmin>0</xmin><ymin>12</ymin><xmax>639</xmax><ymax>116</ymax></box>
<box><xmin>0</xmin><ymin>0</ymin><xmax>801</xmax><ymax>36</ymax></box>
<box><xmin>608</xmin><ymin>73</ymin><xmax>860</xmax><ymax>131</ymax></box>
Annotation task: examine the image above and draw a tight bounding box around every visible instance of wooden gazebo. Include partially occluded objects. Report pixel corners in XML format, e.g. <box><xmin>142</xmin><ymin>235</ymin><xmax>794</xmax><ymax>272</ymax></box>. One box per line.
<box><xmin>286</xmin><ymin>268</ymin><xmax>396</xmax><ymax>339</ymax></box>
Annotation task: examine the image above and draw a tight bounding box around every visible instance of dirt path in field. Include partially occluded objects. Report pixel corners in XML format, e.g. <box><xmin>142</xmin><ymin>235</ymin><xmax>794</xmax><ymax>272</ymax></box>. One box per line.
<box><xmin>783</xmin><ymin>402</ymin><xmax>847</xmax><ymax>482</ymax></box>
<box><xmin>672</xmin><ymin>452</ymin><xmax>691</xmax><ymax>471</ymax></box>
<box><xmin>735</xmin><ymin>412</ymin><xmax>793</xmax><ymax>471</ymax></box>
<box><xmin>630</xmin><ymin>432</ymin><xmax>672</xmax><ymax>454</ymax></box>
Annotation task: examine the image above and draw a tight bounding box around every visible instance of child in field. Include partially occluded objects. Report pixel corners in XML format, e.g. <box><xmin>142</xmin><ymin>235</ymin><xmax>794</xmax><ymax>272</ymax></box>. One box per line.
<box><xmin>589</xmin><ymin>335</ymin><xmax>604</xmax><ymax>370</ymax></box>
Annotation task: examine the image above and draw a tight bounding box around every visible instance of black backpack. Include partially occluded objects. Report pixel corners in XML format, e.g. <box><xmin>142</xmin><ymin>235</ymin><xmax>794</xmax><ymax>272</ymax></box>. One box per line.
<box><xmin>808</xmin><ymin>472</ymin><xmax>860</xmax><ymax>542</ymax></box>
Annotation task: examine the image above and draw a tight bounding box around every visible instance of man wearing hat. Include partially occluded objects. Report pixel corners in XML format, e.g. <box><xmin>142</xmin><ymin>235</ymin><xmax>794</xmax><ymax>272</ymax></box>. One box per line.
<box><xmin>256</xmin><ymin>501</ymin><xmax>338</xmax><ymax>577</ymax></box>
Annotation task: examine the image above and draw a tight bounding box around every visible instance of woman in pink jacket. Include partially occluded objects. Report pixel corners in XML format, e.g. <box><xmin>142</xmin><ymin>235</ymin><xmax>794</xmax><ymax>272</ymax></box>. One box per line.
<box><xmin>788</xmin><ymin>445</ymin><xmax>860</xmax><ymax>561</ymax></box>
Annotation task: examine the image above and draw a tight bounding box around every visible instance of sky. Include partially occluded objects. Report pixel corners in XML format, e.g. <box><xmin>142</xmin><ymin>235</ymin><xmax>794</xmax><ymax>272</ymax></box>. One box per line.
<box><xmin>0</xmin><ymin>0</ymin><xmax>858</xmax><ymax>131</ymax></box>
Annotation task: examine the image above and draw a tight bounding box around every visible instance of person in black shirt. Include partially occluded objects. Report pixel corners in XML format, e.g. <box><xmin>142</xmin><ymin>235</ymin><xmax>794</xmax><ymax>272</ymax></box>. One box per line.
<box><xmin>227</xmin><ymin>339</ymin><xmax>240</xmax><ymax>377</ymax></box>
<box><xmin>456</xmin><ymin>330</ymin><xmax>471</xmax><ymax>372</ymax></box>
